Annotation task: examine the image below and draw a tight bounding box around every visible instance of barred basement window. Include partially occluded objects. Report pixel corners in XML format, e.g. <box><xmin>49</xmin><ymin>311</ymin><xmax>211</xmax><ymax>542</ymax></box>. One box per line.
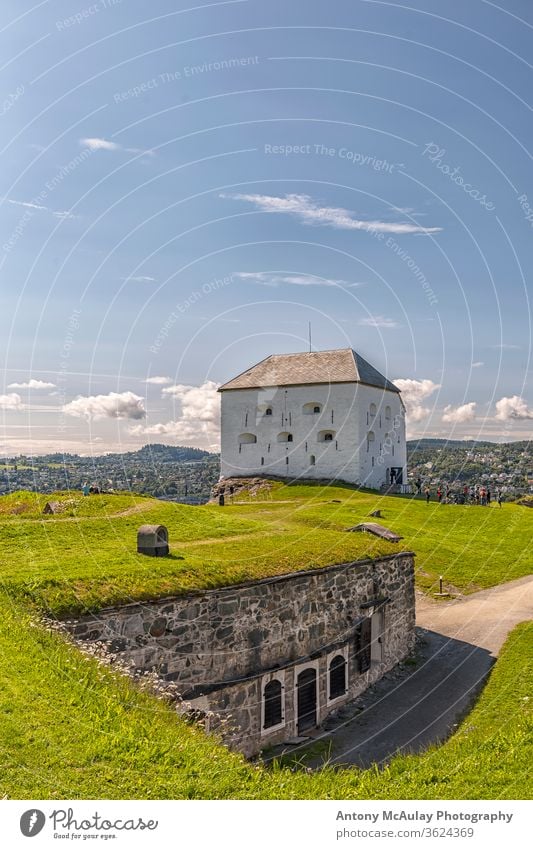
<box><xmin>310</xmin><ymin>455</ymin><xmax>316</xmax><ymax>465</ymax></box>
<box><xmin>329</xmin><ymin>655</ymin><xmax>346</xmax><ymax>700</ymax></box>
<box><xmin>263</xmin><ymin>680</ymin><xmax>283</xmax><ymax>728</ymax></box>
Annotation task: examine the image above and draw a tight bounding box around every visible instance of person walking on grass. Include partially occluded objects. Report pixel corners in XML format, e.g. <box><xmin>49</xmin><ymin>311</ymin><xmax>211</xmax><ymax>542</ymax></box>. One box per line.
<box><xmin>425</xmin><ymin>487</ymin><xmax>431</xmax><ymax>504</ymax></box>
<box><xmin>487</xmin><ymin>487</ymin><xmax>491</xmax><ymax>506</ymax></box>
<box><xmin>497</xmin><ymin>490</ymin><xmax>503</xmax><ymax>508</ymax></box>
<box><xmin>437</xmin><ymin>486</ymin><xmax>443</xmax><ymax>503</ymax></box>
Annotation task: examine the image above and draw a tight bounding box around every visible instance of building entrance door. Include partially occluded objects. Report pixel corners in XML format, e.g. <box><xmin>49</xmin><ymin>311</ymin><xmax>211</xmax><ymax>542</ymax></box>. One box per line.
<box><xmin>297</xmin><ymin>668</ymin><xmax>317</xmax><ymax>733</ymax></box>
<box><xmin>389</xmin><ymin>467</ymin><xmax>403</xmax><ymax>485</ymax></box>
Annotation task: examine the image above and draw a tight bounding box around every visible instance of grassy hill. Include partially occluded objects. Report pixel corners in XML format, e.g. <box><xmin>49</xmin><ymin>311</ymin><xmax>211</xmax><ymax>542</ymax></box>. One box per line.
<box><xmin>0</xmin><ymin>481</ymin><xmax>531</xmax><ymax>799</ymax></box>
<box><xmin>0</xmin><ymin>596</ymin><xmax>530</xmax><ymax>799</ymax></box>
<box><xmin>0</xmin><ymin>481</ymin><xmax>530</xmax><ymax>616</ymax></box>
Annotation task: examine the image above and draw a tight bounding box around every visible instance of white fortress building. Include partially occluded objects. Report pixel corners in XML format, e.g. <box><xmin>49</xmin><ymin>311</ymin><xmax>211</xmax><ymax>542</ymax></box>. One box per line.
<box><xmin>218</xmin><ymin>348</ymin><xmax>406</xmax><ymax>490</ymax></box>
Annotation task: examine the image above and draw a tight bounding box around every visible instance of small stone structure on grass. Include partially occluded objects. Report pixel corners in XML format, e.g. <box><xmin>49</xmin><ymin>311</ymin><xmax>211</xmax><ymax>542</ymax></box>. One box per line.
<box><xmin>137</xmin><ymin>524</ymin><xmax>169</xmax><ymax>557</ymax></box>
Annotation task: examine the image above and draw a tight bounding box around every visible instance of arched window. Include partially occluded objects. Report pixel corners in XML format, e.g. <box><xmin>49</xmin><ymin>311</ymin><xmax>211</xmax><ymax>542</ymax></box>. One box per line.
<box><xmin>238</xmin><ymin>433</ymin><xmax>256</xmax><ymax>444</ymax></box>
<box><xmin>385</xmin><ymin>405</ymin><xmax>391</xmax><ymax>420</ymax></box>
<box><xmin>310</xmin><ymin>455</ymin><xmax>316</xmax><ymax>466</ymax></box>
<box><xmin>263</xmin><ymin>679</ymin><xmax>283</xmax><ymax>729</ymax></box>
<box><xmin>367</xmin><ymin>431</ymin><xmax>375</xmax><ymax>452</ymax></box>
<box><xmin>265</xmin><ymin>407</ymin><xmax>272</xmax><ymax>416</ymax></box>
<box><xmin>318</xmin><ymin>430</ymin><xmax>336</xmax><ymax>443</ymax></box>
<box><xmin>329</xmin><ymin>655</ymin><xmax>347</xmax><ymax>700</ymax></box>
<box><xmin>369</xmin><ymin>403</ymin><xmax>377</xmax><ymax>417</ymax></box>
<box><xmin>277</xmin><ymin>431</ymin><xmax>293</xmax><ymax>443</ymax></box>
<box><xmin>303</xmin><ymin>402</ymin><xmax>322</xmax><ymax>415</ymax></box>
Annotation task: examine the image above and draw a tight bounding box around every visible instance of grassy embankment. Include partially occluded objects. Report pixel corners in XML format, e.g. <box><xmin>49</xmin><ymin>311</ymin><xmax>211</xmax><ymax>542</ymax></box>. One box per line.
<box><xmin>0</xmin><ymin>482</ymin><xmax>531</xmax><ymax>616</ymax></box>
<box><xmin>0</xmin><ymin>597</ymin><xmax>530</xmax><ymax>799</ymax></box>
<box><xmin>0</xmin><ymin>482</ymin><xmax>531</xmax><ymax>799</ymax></box>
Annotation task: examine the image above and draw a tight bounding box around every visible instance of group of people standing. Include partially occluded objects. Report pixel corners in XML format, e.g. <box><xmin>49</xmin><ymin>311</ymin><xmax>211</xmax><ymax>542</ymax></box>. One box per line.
<box><xmin>415</xmin><ymin>478</ymin><xmax>503</xmax><ymax>506</ymax></box>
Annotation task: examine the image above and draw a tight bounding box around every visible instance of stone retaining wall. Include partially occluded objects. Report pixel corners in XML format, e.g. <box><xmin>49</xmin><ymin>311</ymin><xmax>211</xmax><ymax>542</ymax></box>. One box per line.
<box><xmin>64</xmin><ymin>552</ymin><xmax>415</xmax><ymax>756</ymax></box>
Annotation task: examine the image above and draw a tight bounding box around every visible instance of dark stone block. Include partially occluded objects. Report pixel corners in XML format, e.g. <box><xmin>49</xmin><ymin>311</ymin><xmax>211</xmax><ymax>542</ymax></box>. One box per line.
<box><xmin>149</xmin><ymin>617</ymin><xmax>167</xmax><ymax>637</ymax></box>
<box><xmin>215</xmin><ymin>626</ymin><xmax>233</xmax><ymax>640</ymax></box>
<box><xmin>218</xmin><ymin>599</ymin><xmax>239</xmax><ymax>616</ymax></box>
<box><xmin>248</xmin><ymin>628</ymin><xmax>264</xmax><ymax>648</ymax></box>
<box><xmin>171</xmin><ymin>625</ymin><xmax>189</xmax><ymax>638</ymax></box>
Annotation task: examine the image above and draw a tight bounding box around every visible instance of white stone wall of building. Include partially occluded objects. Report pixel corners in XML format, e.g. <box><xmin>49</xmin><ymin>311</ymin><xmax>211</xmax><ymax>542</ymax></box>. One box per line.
<box><xmin>220</xmin><ymin>382</ymin><xmax>406</xmax><ymax>489</ymax></box>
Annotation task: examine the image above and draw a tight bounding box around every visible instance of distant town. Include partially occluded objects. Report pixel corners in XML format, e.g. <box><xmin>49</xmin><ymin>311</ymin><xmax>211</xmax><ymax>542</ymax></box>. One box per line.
<box><xmin>0</xmin><ymin>439</ymin><xmax>530</xmax><ymax>503</ymax></box>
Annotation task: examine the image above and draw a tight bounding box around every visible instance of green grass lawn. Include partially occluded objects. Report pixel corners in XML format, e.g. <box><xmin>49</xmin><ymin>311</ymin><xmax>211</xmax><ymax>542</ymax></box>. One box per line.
<box><xmin>0</xmin><ymin>482</ymin><xmax>531</xmax><ymax>799</ymax></box>
<box><xmin>0</xmin><ymin>483</ymin><xmax>530</xmax><ymax>616</ymax></box>
<box><xmin>0</xmin><ymin>595</ymin><xmax>530</xmax><ymax>799</ymax></box>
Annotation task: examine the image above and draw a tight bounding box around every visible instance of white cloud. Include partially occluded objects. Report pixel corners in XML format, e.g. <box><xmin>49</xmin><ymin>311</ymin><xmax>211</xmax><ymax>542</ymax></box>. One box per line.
<box><xmin>144</xmin><ymin>376</ymin><xmax>172</xmax><ymax>385</ymax></box>
<box><xmin>8</xmin><ymin>379</ymin><xmax>56</xmax><ymax>390</ymax></box>
<box><xmin>132</xmin><ymin>380</ymin><xmax>220</xmax><ymax>450</ymax></box>
<box><xmin>221</xmin><ymin>192</ymin><xmax>442</xmax><ymax>235</ymax></box>
<box><xmin>80</xmin><ymin>137</ymin><xmax>120</xmax><ymax>152</ymax></box>
<box><xmin>7</xmin><ymin>198</ymin><xmax>75</xmax><ymax>220</ymax></box>
<box><xmin>0</xmin><ymin>393</ymin><xmax>23</xmax><ymax>410</ymax></box>
<box><xmin>442</xmin><ymin>402</ymin><xmax>477</xmax><ymax>423</ymax></box>
<box><xmin>53</xmin><ymin>210</ymin><xmax>77</xmax><ymax>220</ymax></box>
<box><xmin>393</xmin><ymin>378</ymin><xmax>440</xmax><ymax>422</ymax></box>
<box><xmin>471</xmin><ymin>361</ymin><xmax>484</xmax><ymax>368</ymax></box>
<box><xmin>359</xmin><ymin>315</ymin><xmax>399</xmax><ymax>328</ymax></box>
<box><xmin>63</xmin><ymin>391</ymin><xmax>146</xmax><ymax>421</ymax></box>
<box><xmin>8</xmin><ymin>199</ymin><xmax>47</xmax><ymax>211</ymax></box>
<box><xmin>233</xmin><ymin>271</ymin><xmax>363</xmax><ymax>288</ymax></box>
<box><xmin>80</xmin><ymin>138</ymin><xmax>154</xmax><ymax>156</ymax></box>
<box><xmin>121</xmin><ymin>276</ymin><xmax>156</xmax><ymax>283</ymax></box>
<box><xmin>494</xmin><ymin>395</ymin><xmax>533</xmax><ymax>421</ymax></box>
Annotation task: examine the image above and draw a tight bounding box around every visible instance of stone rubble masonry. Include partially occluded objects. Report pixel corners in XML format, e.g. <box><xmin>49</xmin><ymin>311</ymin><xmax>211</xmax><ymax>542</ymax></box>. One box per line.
<box><xmin>63</xmin><ymin>552</ymin><xmax>415</xmax><ymax>757</ymax></box>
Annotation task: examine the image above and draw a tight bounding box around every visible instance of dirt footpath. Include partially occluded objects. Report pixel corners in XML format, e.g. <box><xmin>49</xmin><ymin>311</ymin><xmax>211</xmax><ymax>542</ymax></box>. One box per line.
<box><xmin>302</xmin><ymin>576</ymin><xmax>533</xmax><ymax>769</ymax></box>
<box><xmin>416</xmin><ymin>575</ymin><xmax>533</xmax><ymax>656</ymax></box>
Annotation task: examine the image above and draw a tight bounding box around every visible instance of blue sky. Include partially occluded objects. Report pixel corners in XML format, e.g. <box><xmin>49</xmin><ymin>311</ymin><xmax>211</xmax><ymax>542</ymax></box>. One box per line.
<box><xmin>0</xmin><ymin>0</ymin><xmax>531</xmax><ymax>454</ymax></box>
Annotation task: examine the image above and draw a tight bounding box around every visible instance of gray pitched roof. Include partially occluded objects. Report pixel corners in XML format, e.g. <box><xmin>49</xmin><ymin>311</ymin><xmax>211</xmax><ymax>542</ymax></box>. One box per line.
<box><xmin>218</xmin><ymin>348</ymin><xmax>400</xmax><ymax>393</ymax></box>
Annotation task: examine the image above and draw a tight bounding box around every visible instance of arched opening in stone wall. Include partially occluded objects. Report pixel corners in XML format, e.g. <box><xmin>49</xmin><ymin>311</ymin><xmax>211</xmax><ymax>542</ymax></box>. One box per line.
<box><xmin>329</xmin><ymin>654</ymin><xmax>347</xmax><ymax>700</ymax></box>
<box><xmin>263</xmin><ymin>679</ymin><xmax>283</xmax><ymax>729</ymax></box>
<box><xmin>297</xmin><ymin>668</ymin><xmax>317</xmax><ymax>733</ymax></box>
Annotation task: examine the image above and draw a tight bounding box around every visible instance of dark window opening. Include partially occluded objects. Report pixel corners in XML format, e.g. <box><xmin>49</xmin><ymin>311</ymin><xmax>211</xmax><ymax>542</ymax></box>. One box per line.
<box><xmin>297</xmin><ymin>669</ymin><xmax>317</xmax><ymax>733</ymax></box>
<box><xmin>287</xmin><ymin>433</ymin><xmax>293</xmax><ymax>442</ymax></box>
<box><xmin>265</xmin><ymin>408</ymin><xmax>272</xmax><ymax>416</ymax></box>
<box><xmin>310</xmin><ymin>455</ymin><xmax>316</xmax><ymax>465</ymax></box>
<box><xmin>260</xmin><ymin>457</ymin><xmax>264</xmax><ymax>466</ymax></box>
<box><xmin>263</xmin><ymin>680</ymin><xmax>283</xmax><ymax>729</ymax></box>
<box><xmin>324</xmin><ymin>432</ymin><xmax>333</xmax><ymax>442</ymax></box>
<box><xmin>313</xmin><ymin>406</ymin><xmax>320</xmax><ymax>414</ymax></box>
<box><xmin>329</xmin><ymin>655</ymin><xmax>346</xmax><ymax>700</ymax></box>
<box><xmin>355</xmin><ymin>618</ymin><xmax>372</xmax><ymax>674</ymax></box>
<box><xmin>285</xmin><ymin>457</ymin><xmax>289</xmax><ymax>464</ymax></box>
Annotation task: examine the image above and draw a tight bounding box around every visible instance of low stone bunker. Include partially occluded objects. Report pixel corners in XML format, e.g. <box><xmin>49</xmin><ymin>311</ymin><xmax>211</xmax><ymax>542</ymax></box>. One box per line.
<box><xmin>64</xmin><ymin>552</ymin><xmax>415</xmax><ymax>757</ymax></box>
<box><xmin>137</xmin><ymin>524</ymin><xmax>169</xmax><ymax>557</ymax></box>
